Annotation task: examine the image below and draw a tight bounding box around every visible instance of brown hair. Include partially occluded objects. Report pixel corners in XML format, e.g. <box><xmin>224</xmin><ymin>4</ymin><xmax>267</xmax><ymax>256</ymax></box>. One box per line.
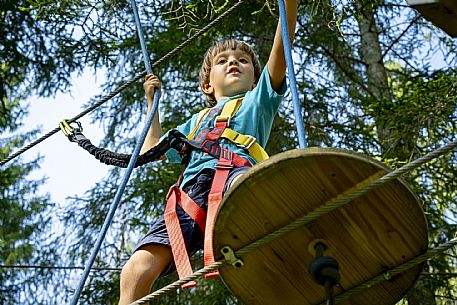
<box><xmin>199</xmin><ymin>39</ymin><xmax>261</xmax><ymax>106</ymax></box>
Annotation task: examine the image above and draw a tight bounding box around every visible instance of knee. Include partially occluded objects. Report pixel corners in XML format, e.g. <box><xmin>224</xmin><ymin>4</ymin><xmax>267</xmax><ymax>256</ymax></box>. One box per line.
<box><xmin>120</xmin><ymin>245</ymin><xmax>171</xmax><ymax>284</ymax></box>
<box><xmin>120</xmin><ymin>256</ymin><xmax>153</xmax><ymax>285</ymax></box>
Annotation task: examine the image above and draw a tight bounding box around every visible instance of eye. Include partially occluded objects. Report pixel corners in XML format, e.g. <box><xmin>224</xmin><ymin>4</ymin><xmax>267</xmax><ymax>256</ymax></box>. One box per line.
<box><xmin>239</xmin><ymin>58</ymin><xmax>249</xmax><ymax>64</ymax></box>
<box><xmin>216</xmin><ymin>58</ymin><xmax>227</xmax><ymax>64</ymax></box>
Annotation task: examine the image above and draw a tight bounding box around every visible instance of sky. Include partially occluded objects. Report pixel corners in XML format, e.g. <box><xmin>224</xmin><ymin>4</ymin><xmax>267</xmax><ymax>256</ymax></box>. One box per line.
<box><xmin>20</xmin><ymin>68</ymin><xmax>110</xmax><ymax>205</ymax></box>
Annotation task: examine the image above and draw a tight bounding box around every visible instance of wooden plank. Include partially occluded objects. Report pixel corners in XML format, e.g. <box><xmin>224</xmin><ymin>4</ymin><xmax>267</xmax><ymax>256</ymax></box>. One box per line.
<box><xmin>213</xmin><ymin>148</ymin><xmax>428</xmax><ymax>305</ymax></box>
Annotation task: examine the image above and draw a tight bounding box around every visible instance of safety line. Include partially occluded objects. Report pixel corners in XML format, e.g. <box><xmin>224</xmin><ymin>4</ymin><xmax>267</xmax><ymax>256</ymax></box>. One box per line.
<box><xmin>130</xmin><ymin>140</ymin><xmax>456</xmax><ymax>304</ymax></box>
<box><xmin>131</xmin><ymin>240</ymin><xmax>457</xmax><ymax>305</ymax></box>
<box><xmin>2</xmin><ymin>264</ymin><xmax>453</xmax><ymax>278</ymax></box>
<box><xmin>0</xmin><ymin>0</ymin><xmax>246</xmax><ymax>167</ymax></box>
<box><xmin>278</xmin><ymin>0</ymin><xmax>307</xmax><ymax>148</ymax></box>
<box><xmin>131</xmin><ymin>236</ymin><xmax>457</xmax><ymax>305</ymax></box>
<box><xmin>0</xmin><ymin>264</ymin><xmax>122</xmax><ymax>272</ymax></box>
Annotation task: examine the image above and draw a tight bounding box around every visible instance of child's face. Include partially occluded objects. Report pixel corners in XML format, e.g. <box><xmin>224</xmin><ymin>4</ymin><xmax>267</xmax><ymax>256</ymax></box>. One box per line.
<box><xmin>203</xmin><ymin>49</ymin><xmax>256</xmax><ymax>102</ymax></box>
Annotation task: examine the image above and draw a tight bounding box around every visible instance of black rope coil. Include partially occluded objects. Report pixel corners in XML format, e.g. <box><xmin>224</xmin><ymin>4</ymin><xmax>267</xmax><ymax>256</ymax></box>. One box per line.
<box><xmin>71</xmin><ymin>132</ymin><xmax>173</xmax><ymax>168</ymax></box>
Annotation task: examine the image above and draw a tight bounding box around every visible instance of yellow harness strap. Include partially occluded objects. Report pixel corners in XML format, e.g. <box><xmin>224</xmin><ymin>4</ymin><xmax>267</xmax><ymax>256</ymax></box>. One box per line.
<box><xmin>187</xmin><ymin>97</ymin><xmax>269</xmax><ymax>163</ymax></box>
<box><xmin>187</xmin><ymin>108</ymin><xmax>211</xmax><ymax>140</ymax></box>
<box><xmin>218</xmin><ymin>97</ymin><xmax>243</xmax><ymax>120</ymax></box>
<box><xmin>220</xmin><ymin>128</ymin><xmax>269</xmax><ymax>162</ymax></box>
<box><xmin>217</xmin><ymin>98</ymin><xmax>269</xmax><ymax>162</ymax></box>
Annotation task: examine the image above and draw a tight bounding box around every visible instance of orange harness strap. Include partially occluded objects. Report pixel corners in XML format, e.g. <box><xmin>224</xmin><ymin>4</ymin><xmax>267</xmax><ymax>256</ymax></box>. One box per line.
<box><xmin>164</xmin><ymin>185</ymin><xmax>207</xmax><ymax>288</ymax></box>
<box><xmin>203</xmin><ymin>149</ymin><xmax>234</xmax><ymax>278</ymax></box>
<box><xmin>164</xmin><ymin>149</ymin><xmax>241</xmax><ymax>287</ymax></box>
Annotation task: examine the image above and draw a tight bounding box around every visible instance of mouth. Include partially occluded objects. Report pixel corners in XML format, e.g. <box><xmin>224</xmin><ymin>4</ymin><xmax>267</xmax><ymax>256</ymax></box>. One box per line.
<box><xmin>228</xmin><ymin>67</ymin><xmax>241</xmax><ymax>74</ymax></box>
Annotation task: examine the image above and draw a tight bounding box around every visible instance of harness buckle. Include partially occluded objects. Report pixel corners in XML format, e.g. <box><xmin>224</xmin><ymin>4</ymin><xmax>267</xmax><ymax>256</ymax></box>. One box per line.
<box><xmin>214</xmin><ymin>114</ymin><xmax>231</xmax><ymax>127</ymax></box>
<box><xmin>215</xmin><ymin>149</ymin><xmax>234</xmax><ymax>169</ymax></box>
<box><xmin>237</xmin><ymin>134</ymin><xmax>257</xmax><ymax>150</ymax></box>
<box><xmin>215</xmin><ymin>164</ymin><xmax>233</xmax><ymax>170</ymax></box>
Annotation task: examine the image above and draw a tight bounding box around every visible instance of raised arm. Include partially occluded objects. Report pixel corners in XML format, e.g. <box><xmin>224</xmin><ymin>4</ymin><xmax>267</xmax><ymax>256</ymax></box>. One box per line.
<box><xmin>267</xmin><ymin>0</ymin><xmax>298</xmax><ymax>91</ymax></box>
<box><xmin>140</xmin><ymin>74</ymin><xmax>164</xmax><ymax>154</ymax></box>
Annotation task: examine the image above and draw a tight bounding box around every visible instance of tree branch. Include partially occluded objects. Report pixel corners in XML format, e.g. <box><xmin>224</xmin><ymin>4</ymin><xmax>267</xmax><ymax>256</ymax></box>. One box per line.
<box><xmin>381</xmin><ymin>14</ymin><xmax>421</xmax><ymax>60</ymax></box>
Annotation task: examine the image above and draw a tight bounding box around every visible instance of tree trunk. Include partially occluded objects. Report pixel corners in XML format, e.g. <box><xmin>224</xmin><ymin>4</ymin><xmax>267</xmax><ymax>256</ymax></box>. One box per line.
<box><xmin>355</xmin><ymin>3</ymin><xmax>394</xmax><ymax>157</ymax></box>
<box><xmin>356</xmin><ymin>2</ymin><xmax>420</xmax><ymax>161</ymax></box>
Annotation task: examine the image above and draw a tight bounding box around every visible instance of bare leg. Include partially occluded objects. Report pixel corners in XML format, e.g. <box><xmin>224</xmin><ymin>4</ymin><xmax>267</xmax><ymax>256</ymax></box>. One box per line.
<box><xmin>119</xmin><ymin>244</ymin><xmax>172</xmax><ymax>305</ymax></box>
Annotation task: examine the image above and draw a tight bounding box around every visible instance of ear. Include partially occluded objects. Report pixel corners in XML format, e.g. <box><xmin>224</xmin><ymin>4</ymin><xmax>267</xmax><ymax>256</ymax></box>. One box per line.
<box><xmin>201</xmin><ymin>81</ymin><xmax>214</xmax><ymax>95</ymax></box>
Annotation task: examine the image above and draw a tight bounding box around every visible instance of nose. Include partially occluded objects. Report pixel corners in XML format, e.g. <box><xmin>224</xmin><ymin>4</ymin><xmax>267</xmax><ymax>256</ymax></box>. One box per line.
<box><xmin>228</xmin><ymin>57</ymin><xmax>238</xmax><ymax>66</ymax></box>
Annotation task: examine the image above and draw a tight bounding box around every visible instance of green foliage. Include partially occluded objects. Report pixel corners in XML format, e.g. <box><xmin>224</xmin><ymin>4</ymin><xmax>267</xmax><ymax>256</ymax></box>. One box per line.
<box><xmin>0</xmin><ymin>102</ymin><xmax>55</xmax><ymax>303</ymax></box>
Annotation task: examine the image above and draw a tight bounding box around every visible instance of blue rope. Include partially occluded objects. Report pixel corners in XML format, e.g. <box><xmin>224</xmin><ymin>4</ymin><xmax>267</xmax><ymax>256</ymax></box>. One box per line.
<box><xmin>131</xmin><ymin>0</ymin><xmax>153</xmax><ymax>74</ymax></box>
<box><xmin>69</xmin><ymin>1</ymin><xmax>159</xmax><ymax>304</ymax></box>
<box><xmin>277</xmin><ymin>0</ymin><xmax>307</xmax><ymax>148</ymax></box>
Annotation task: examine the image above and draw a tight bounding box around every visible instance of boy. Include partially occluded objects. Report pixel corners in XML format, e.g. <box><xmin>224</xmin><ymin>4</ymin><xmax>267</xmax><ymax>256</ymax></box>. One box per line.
<box><xmin>119</xmin><ymin>1</ymin><xmax>297</xmax><ymax>304</ymax></box>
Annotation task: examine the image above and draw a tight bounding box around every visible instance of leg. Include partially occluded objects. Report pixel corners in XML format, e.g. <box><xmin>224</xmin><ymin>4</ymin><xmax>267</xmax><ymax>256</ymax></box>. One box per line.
<box><xmin>118</xmin><ymin>243</ymin><xmax>172</xmax><ymax>305</ymax></box>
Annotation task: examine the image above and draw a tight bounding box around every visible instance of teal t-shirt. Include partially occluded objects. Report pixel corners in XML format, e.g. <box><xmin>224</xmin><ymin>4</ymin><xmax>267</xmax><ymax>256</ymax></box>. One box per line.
<box><xmin>164</xmin><ymin>64</ymin><xmax>287</xmax><ymax>188</ymax></box>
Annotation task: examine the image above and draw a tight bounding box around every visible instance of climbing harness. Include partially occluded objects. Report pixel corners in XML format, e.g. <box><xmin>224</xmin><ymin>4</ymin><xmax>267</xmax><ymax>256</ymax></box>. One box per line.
<box><xmin>60</xmin><ymin>96</ymin><xmax>269</xmax><ymax>287</ymax></box>
<box><xmin>164</xmin><ymin>97</ymin><xmax>256</xmax><ymax>287</ymax></box>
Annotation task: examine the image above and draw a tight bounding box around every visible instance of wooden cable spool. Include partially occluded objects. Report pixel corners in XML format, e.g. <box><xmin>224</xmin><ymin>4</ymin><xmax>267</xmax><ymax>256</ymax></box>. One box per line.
<box><xmin>213</xmin><ymin>148</ymin><xmax>428</xmax><ymax>305</ymax></box>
